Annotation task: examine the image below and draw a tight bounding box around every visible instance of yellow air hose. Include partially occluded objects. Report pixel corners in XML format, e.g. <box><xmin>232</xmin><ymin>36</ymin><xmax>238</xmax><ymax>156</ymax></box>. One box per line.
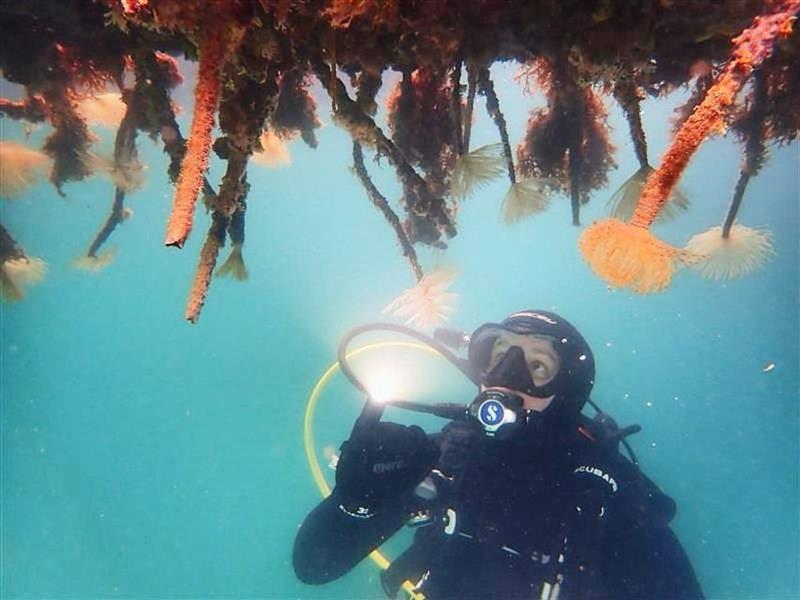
<box><xmin>304</xmin><ymin>341</ymin><xmax>445</xmax><ymax>600</ymax></box>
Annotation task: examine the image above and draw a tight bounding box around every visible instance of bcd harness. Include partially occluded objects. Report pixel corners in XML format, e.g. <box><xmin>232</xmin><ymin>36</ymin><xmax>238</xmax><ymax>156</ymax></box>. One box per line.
<box><xmin>380</xmin><ymin>413</ymin><xmax>661</xmax><ymax>599</ymax></box>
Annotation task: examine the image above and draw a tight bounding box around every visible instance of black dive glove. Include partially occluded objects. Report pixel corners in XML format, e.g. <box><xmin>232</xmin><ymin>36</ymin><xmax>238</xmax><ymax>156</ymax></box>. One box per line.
<box><xmin>334</xmin><ymin>422</ymin><xmax>440</xmax><ymax>518</ymax></box>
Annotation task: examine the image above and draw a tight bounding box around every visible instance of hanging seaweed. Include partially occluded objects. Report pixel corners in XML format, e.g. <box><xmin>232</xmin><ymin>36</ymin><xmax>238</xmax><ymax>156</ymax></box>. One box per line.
<box><xmin>517</xmin><ymin>54</ymin><xmax>615</xmax><ymax>226</ymax></box>
<box><xmin>351</xmin><ymin>141</ymin><xmax>423</xmax><ymax>282</ymax></box>
<box><xmin>579</xmin><ymin>0</ymin><xmax>800</xmax><ymax>293</ymax></box>
<box><xmin>685</xmin><ymin>70</ymin><xmax>775</xmax><ymax>280</ymax></box>
<box><xmin>313</xmin><ymin>58</ymin><xmax>456</xmax><ymax>245</ymax></box>
<box><xmin>0</xmin><ymin>0</ymin><xmax>798</xmax><ymax>321</ymax></box>
<box><xmin>387</xmin><ymin>66</ymin><xmax>458</xmax><ymax>198</ymax></box>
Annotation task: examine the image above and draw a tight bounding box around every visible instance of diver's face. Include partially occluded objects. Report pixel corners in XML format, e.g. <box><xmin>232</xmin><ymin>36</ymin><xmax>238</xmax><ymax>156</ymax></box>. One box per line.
<box><xmin>483</xmin><ymin>333</ymin><xmax>560</xmax><ymax>412</ymax></box>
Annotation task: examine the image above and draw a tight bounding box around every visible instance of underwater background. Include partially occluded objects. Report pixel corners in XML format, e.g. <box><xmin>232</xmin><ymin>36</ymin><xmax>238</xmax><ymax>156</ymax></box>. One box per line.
<box><xmin>2</xmin><ymin>55</ymin><xmax>798</xmax><ymax>600</ymax></box>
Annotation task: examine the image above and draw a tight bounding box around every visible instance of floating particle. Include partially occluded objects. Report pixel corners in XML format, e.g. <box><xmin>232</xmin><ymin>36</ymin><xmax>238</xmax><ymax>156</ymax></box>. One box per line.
<box><xmin>322</xmin><ymin>444</ymin><xmax>337</xmax><ymax>461</ymax></box>
<box><xmin>762</xmin><ymin>363</ymin><xmax>775</xmax><ymax>373</ymax></box>
<box><xmin>323</xmin><ymin>444</ymin><xmax>339</xmax><ymax>469</ymax></box>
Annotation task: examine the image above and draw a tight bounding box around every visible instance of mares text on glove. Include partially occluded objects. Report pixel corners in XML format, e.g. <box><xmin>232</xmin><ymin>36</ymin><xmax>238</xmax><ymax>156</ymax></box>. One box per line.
<box><xmin>335</xmin><ymin>421</ymin><xmax>440</xmax><ymax>517</ymax></box>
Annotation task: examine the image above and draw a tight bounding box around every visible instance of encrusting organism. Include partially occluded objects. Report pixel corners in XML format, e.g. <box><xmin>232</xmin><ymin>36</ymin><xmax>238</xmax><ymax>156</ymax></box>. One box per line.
<box><xmin>579</xmin><ymin>0</ymin><xmax>800</xmax><ymax>293</ymax></box>
<box><xmin>185</xmin><ymin>165</ymin><xmax>244</xmax><ymax>324</ymax></box>
<box><xmin>107</xmin><ymin>0</ymin><xmax>249</xmax><ymax>249</ymax></box>
<box><xmin>0</xmin><ymin>222</ymin><xmax>46</xmax><ymax>302</ymax></box>
<box><xmin>672</xmin><ymin>68</ymin><xmax>715</xmax><ymax>136</ymax></box>
<box><xmin>183</xmin><ymin>45</ymin><xmax>280</xmax><ymax>323</ymax></box>
<box><xmin>183</xmin><ymin>154</ymin><xmax>244</xmax><ymax>324</ymax></box>
<box><xmin>124</xmin><ymin>48</ymin><xmax>218</xmax><ymax>204</ymax></box>
<box><xmin>685</xmin><ymin>70</ymin><xmax>775</xmax><ymax>280</ymax></box>
<box><xmin>164</xmin><ymin>21</ymin><xmax>244</xmax><ymax>248</ymax></box>
<box><xmin>185</xmin><ymin>211</ymin><xmax>229</xmax><ymax>323</ymax></box>
<box><xmin>607</xmin><ymin>74</ymin><xmax>689</xmax><ymax>223</ymax></box>
<box><xmin>685</xmin><ymin>23</ymin><xmax>800</xmax><ymax>281</ymax></box>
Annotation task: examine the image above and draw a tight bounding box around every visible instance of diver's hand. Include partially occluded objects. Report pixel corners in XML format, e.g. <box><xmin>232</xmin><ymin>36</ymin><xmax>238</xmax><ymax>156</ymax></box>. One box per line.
<box><xmin>334</xmin><ymin>422</ymin><xmax>439</xmax><ymax>517</ymax></box>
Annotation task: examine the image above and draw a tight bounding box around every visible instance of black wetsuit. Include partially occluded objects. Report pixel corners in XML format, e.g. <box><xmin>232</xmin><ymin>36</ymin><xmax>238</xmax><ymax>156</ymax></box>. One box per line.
<box><xmin>293</xmin><ymin>418</ymin><xmax>704</xmax><ymax>600</ymax></box>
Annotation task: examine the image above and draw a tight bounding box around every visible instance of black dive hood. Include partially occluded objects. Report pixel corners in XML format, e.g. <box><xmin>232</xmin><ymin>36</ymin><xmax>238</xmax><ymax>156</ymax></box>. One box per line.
<box><xmin>468</xmin><ymin>310</ymin><xmax>596</xmax><ymax>425</ymax></box>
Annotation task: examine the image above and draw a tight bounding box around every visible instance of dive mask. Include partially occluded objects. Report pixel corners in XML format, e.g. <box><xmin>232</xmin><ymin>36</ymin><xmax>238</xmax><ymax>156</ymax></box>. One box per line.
<box><xmin>475</xmin><ymin>331</ymin><xmax>561</xmax><ymax>399</ymax></box>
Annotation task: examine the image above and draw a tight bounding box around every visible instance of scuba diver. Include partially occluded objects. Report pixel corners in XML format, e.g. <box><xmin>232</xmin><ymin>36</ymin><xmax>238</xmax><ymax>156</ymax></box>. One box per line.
<box><xmin>293</xmin><ymin>310</ymin><xmax>704</xmax><ymax>599</ymax></box>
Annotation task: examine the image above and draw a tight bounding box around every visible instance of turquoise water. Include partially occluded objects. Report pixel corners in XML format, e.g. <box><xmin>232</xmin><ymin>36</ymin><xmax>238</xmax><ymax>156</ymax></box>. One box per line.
<box><xmin>2</xmin><ymin>61</ymin><xmax>798</xmax><ymax>599</ymax></box>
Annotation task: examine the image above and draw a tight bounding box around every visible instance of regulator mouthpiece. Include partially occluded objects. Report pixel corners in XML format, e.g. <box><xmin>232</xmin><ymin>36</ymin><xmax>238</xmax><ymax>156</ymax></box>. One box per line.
<box><xmin>468</xmin><ymin>389</ymin><xmax>525</xmax><ymax>439</ymax></box>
